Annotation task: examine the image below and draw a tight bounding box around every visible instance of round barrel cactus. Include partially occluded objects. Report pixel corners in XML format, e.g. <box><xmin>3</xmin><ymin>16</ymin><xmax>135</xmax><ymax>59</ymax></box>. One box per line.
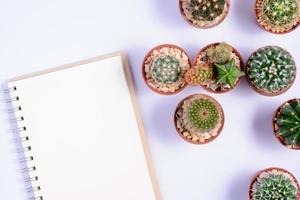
<box><xmin>186</xmin><ymin>98</ymin><xmax>219</xmax><ymax>131</ymax></box>
<box><xmin>246</xmin><ymin>46</ymin><xmax>296</xmax><ymax>95</ymax></box>
<box><xmin>250</xmin><ymin>168</ymin><xmax>299</xmax><ymax>200</ymax></box>
<box><xmin>256</xmin><ymin>0</ymin><xmax>300</xmax><ymax>33</ymax></box>
<box><xmin>274</xmin><ymin>99</ymin><xmax>300</xmax><ymax>149</ymax></box>
<box><xmin>174</xmin><ymin>94</ymin><xmax>224</xmax><ymax>144</ymax></box>
<box><xmin>184</xmin><ymin>64</ymin><xmax>213</xmax><ymax>85</ymax></box>
<box><xmin>189</xmin><ymin>0</ymin><xmax>226</xmax><ymax>21</ymax></box>
<box><xmin>151</xmin><ymin>55</ymin><xmax>181</xmax><ymax>84</ymax></box>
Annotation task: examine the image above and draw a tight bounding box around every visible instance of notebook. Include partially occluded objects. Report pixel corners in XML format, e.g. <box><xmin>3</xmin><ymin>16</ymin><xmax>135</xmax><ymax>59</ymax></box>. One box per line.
<box><xmin>6</xmin><ymin>52</ymin><xmax>161</xmax><ymax>200</ymax></box>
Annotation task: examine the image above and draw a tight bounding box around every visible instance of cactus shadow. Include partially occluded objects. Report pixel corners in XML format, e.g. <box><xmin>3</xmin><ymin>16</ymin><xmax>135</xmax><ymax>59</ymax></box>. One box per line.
<box><xmin>150</xmin><ymin>96</ymin><xmax>183</xmax><ymax>145</ymax></box>
<box><xmin>232</xmin><ymin>0</ymin><xmax>262</xmax><ymax>34</ymax></box>
<box><xmin>226</xmin><ymin>170</ymin><xmax>252</xmax><ymax>200</ymax></box>
<box><xmin>252</xmin><ymin>102</ymin><xmax>282</xmax><ymax>151</ymax></box>
<box><xmin>152</xmin><ymin>0</ymin><xmax>188</xmax><ymax>29</ymax></box>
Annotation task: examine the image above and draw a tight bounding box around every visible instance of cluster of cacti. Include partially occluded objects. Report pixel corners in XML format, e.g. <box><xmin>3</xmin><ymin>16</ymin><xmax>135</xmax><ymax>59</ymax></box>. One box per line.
<box><xmin>251</xmin><ymin>169</ymin><xmax>298</xmax><ymax>200</ymax></box>
<box><xmin>206</xmin><ymin>42</ymin><xmax>233</xmax><ymax>64</ymax></box>
<box><xmin>151</xmin><ymin>55</ymin><xmax>181</xmax><ymax>83</ymax></box>
<box><xmin>257</xmin><ymin>0</ymin><xmax>299</xmax><ymax>32</ymax></box>
<box><xmin>185</xmin><ymin>98</ymin><xmax>220</xmax><ymax>132</ymax></box>
<box><xmin>274</xmin><ymin>99</ymin><xmax>300</xmax><ymax>149</ymax></box>
<box><xmin>184</xmin><ymin>63</ymin><xmax>213</xmax><ymax>85</ymax></box>
<box><xmin>189</xmin><ymin>0</ymin><xmax>226</xmax><ymax>21</ymax></box>
<box><xmin>246</xmin><ymin>46</ymin><xmax>296</xmax><ymax>94</ymax></box>
<box><xmin>215</xmin><ymin>59</ymin><xmax>245</xmax><ymax>87</ymax></box>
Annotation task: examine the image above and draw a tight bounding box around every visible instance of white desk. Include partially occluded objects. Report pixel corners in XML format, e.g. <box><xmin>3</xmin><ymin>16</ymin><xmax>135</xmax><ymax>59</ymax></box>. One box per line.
<box><xmin>0</xmin><ymin>0</ymin><xmax>299</xmax><ymax>199</ymax></box>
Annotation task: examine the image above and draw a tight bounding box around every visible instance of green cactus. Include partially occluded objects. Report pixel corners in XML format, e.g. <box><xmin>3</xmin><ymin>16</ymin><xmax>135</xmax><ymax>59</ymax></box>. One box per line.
<box><xmin>259</xmin><ymin>0</ymin><xmax>299</xmax><ymax>31</ymax></box>
<box><xmin>206</xmin><ymin>42</ymin><xmax>233</xmax><ymax>64</ymax></box>
<box><xmin>184</xmin><ymin>64</ymin><xmax>213</xmax><ymax>85</ymax></box>
<box><xmin>151</xmin><ymin>55</ymin><xmax>181</xmax><ymax>83</ymax></box>
<box><xmin>251</xmin><ymin>169</ymin><xmax>298</xmax><ymax>200</ymax></box>
<box><xmin>246</xmin><ymin>46</ymin><xmax>295</xmax><ymax>94</ymax></box>
<box><xmin>215</xmin><ymin>59</ymin><xmax>245</xmax><ymax>88</ymax></box>
<box><xmin>189</xmin><ymin>0</ymin><xmax>226</xmax><ymax>21</ymax></box>
<box><xmin>186</xmin><ymin>98</ymin><xmax>220</xmax><ymax>132</ymax></box>
<box><xmin>275</xmin><ymin>99</ymin><xmax>300</xmax><ymax>148</ymax></box>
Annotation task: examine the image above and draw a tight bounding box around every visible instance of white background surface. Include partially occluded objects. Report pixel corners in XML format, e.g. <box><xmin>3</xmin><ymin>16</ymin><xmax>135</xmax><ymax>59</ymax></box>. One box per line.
<box><xmin>0</xmin><ymin>0</ymin><xmax>299</xmax><ymax>199</ymax></box>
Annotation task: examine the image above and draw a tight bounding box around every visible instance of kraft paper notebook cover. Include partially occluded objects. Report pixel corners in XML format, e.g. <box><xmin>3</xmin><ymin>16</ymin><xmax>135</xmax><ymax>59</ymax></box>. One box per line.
<box><xmin>6</xmin><ymin>52</ymin><xmax>161</xmax><ymax>200</ymax></box>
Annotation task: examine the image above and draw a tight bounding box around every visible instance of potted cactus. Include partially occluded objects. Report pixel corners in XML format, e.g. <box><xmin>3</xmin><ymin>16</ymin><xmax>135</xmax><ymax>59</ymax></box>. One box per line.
<box><xmin>246</xmin><ymin>46</ymin><xmax>296</xmax><ymax>96</ymax></box>
<box><xmin>273</xmin><ymin>98</ymin><xmax>300</xmax><ymax>150</ymax></box>
<box><xmin>174</xmin><ymin>93</ymin><xmax>224</xmax><ymax>144</ymax></box>
<box><xmin>249</xmin><ymin>167</ymin><xmax>300</xmax><ymax>200</ymax></box>
<box><xmin>186</xmin><ymin>42</ymin><xmax>244</xmax><ymax>93</ymax></box>
<box><xmin>142</xmin><ymin>44</ymin><xmax>191</xmax><ymax>95</ymax></box>
<box><xmin>179</xmin><ymin>0</ymin><xmax>230</xmax><ymax>28</ymax></box>
<box><xmin>255</xmin><ymin>0</ymin><xmax>300</xmax><ymax>34</ymax></box>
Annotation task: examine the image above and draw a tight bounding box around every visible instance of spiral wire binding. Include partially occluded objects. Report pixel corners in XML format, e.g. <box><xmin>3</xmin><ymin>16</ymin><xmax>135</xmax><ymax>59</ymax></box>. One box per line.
<box><xmin>5</xmin><ymin>86</ymin><xmax>43</xmax><ymax>200</ymax></box>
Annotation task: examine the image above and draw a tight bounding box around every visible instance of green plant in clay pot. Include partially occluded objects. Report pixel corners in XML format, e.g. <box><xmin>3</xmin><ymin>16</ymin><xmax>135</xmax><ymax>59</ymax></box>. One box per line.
<box><xmin>273</xmin><ymin>98</ymin><xmax>300</xmax><ymax>150</ymax></box>
<box><xmin>179</xmin><ymin>0</ymin><xmax>230</xmax><ymax>28</ymax></box>
<box><xmin>191</xmin><ymin>42</ymin><xmax>245</xmax><ymax>93</ymax></box>
<box><xmin>174</xmin><ymin>94</ymin><xmax>224</xmax><ymax>144</ymax></box>
<box><xmin>249</xmin><ymin>168</ymin><xmax>300</xmax><ymax>200</ymax></box>
<box><xmin>142</xmin><ymin>44</ymin><xmax>191</xmax><ymax>95</ymax></box>
<box><xmin>246</xmin><ymin>46</ymin><xmax>296</xmax><ymax>96</ymax></box>
<box><xmin>255</xmin><ymin>0</ymin><xmax>300</xmax><ymax>34</ymax></box>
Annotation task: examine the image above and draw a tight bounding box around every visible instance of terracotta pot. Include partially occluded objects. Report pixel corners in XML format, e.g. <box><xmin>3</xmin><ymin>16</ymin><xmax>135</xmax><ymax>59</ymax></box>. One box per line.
<box><xmin>249</xmin><ymin>167</ymin><xmax>300</xmax><ymax>200</ymax></box>
<box><xmin>174</xmin><ymin>93</ymin><xmax>225</xmax><ymax>144</ymax></box>
<box><xmin>142</xmin><ymin>44</ymin><xmax>192</xmax><ymax>95</ymax></box>
<box><xmin>179</xmin><ymin>0</ymin><xmax>231</xmax><ymax>29</ymax></box>
<box><xmin>272</xmin><ymin>98</ymin><xmax>300</xmax><ymax>150</ymax></box>
<box><xmin>194</xmin><ymin>42</ymin><xmax>245</xmax><ymax>94</ymax></box>
<box><xmin>245</xmin><ymin>46</ymin><xmax>297</xmax><ymax>96</ymax></box>
<box><xmin>254</xmin><ymin>0</ymin><xmax>299</xmax><ymax>34</ymax></box>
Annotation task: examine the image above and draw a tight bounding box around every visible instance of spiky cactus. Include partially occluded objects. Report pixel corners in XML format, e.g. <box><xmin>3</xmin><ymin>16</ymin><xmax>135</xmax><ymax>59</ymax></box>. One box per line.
<box><xmin>274</xmin><ymin>99</ymin><xmax>300</xmax><ymax>149</ymax></box>
<box><xmin>206</xmin><ymin>42</ymin><xmax>233</xmax><ymax>64</ymax></box>
<box><xmin>246</xmin><ymin>46</ymin><xmax>296</xmax><ymax>94</ymax></box>
<box><xmin>184</xmin><ymin>64</ymin><xmax>213</xmax><ymax>85</ymax></box>
<box><xmin>251</xmin><ymin>169</ymin><xmax>299</xmax><ymax>200</ymax></box>
<box><xmin>184</xmin><ymin>97</ymin><xmax>220</xmax><ymax>132</ymax></box>
<box><xmin>189</xmin><ymin>0</ymin><xmax>226</xmax><ymax>21</ymax></box>
<box><xmin>257</xmin><ymin>0</ymin><xmax>299</xmax><ymax>33</ymax></box>
<box><xmin>150</xmin><ymin>55</ymin><xmax>181</xmax><ymax>83</ymax></box>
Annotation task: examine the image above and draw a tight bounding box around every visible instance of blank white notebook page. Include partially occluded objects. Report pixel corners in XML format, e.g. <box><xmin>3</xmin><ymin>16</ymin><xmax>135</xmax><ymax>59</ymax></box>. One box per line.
<box><xmin>8</xmin><ymin>54</ymin><xmax>158</xmax><ymax>200</ymax></box>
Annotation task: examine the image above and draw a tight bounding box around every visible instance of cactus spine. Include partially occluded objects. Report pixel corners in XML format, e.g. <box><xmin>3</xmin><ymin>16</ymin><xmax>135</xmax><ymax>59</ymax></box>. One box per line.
<box><xmin>275</xmin><ymin>99</ymin><xmax>300</xmax><ymax>149</ymax></box>
<box><xmin>247</xmin><ymin>46</ymin><xmax>295</xmax><ymax>94</ymax></box>
<box><xmin>151</xmin><ymin>55</ymin><xmax>181</xmax><ymax>83</ymax></box>
<box><xmin>184</xmin><ymin>98</ymin><xmax>220</xmax><ymax>132</ymax></box>
<box><xmin>189</xmin><ymin>0</ymin><xmax>226</xmax><ymax>21</ymax></box>
<box><xmin>251</xmin><ymin>169</ymin><xmax>298</xmax><ymax>200</ymax></box>
<box><xmin>184</xmin><ymin>64</ymin><xmax>213</xmax><ymax>85</ymax></box>
<box><xmin>258</xmin><ymin>0</ymin><xmax>299</xmax><ymax>32</ymax></box>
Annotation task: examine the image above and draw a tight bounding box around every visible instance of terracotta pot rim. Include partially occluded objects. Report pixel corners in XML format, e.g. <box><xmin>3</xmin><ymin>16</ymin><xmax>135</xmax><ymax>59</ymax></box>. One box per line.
<box><xmin>142</xmin><ymin>44</ymin><xmax>192</xmax><ymax>95</ymax></box>
<box><xmin>179</xmin><ymin>0</ymin><xmax>231</xmax><ymax>29</ymax></box>
<box><xmin>272</xmin><ymin>98</ymin><xmax>300</xmax><ymax>150</ymax></box>
<box><xmin>245</xmin><ymin>45</ymin><xmax>297</xmax><ymax>97</ymax></box>
<box><xmin>194</xmin><ymin>42</ymin><xmax>245</xmax><ymax>94</ymax></box>
<box><xmin>254</xmin><ymin>0</ymin><xmax>299</xmax><ymax>34</ymax></box>
<box><xmin>173</xmin><ymin>93</ymin><xmax>225</xmax><ymax>145</ymax></box>
<box><xmin>249</xmin><ymin>167</ymin><xmax>300</xmax><ymax>200</ymax></box>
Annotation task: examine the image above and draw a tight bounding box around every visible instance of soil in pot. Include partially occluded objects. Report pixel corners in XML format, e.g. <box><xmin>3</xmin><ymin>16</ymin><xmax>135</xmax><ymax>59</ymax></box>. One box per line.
<box><xmin>142</xmin><ymin>44</ymin><xmax>191</xmax><ymax>95</ymax></box>
<box><xmin>186</xmin><ymin>42</ymin><xmax>244</xmax><ymax>93</ymax></box>
<box><xmin>273</xmin><ymin>98</ymin><xmax>300</xmax><ymax>150</ymax></box>
<box><xmin>179</xmin><ymin>0</ymin><xmax>230</xmax><ymax>28</ymax></box>
<box><xmin>246</xmin><ymin>46</ymin><xmax>296</xmax><ymax>96</ymax></box>
<box><xmin>255</xmin><ymin>0</ymin><xmax>300</xmax><ymax>34</ymax></box>
<box><xmin>174</xmin><ymin>93</ymin><xmax>224</xmax><ymax>144</ymax></box>
<box><xmin>249</xmin><ymin>167</ymin><xmax>300</xmax><ymax>200</ymax></box>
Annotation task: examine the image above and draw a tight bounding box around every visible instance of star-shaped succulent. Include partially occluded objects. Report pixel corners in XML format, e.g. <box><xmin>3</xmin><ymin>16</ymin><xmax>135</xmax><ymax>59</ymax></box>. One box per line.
<box><xmin>215</xmin><ymin>59</ymin><xmax>245</xmax><ymax>88</ymax></box>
